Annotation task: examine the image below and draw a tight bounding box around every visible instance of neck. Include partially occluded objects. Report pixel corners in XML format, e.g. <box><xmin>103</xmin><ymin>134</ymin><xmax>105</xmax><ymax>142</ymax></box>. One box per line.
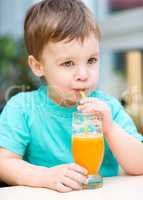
<box><xmin>48</xmin><ymin>90</ymin><xmax>77</xmax><ymax>107</ymax></box>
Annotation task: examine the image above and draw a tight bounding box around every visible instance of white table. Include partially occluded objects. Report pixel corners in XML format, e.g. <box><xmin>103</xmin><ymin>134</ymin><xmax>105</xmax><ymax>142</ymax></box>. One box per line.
<box><xmin>0</xmin><ymin>175</ymin><xmax>143</xmax><ymax>200</ymax></box>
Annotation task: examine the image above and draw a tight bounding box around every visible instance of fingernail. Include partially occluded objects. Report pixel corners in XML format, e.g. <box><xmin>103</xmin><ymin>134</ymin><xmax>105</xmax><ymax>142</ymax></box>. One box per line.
<box><xmin>77</xmin><ymin>106</ymin><xmax>81</xmax><ymax>111</ymax></box>
<box><xmin>81</xmin><ymin>177</ymin><xmax>88</xmax><ymax>184</ymax></box>
<box><xmin>84</xmin><ymin>179</ymin><xmax>88</xmax><ymax>184</ymax></box>
<box><xmin>84</xmin><ymin>169</ymin><xmax>88</xmax><ymax>175</ymax></box>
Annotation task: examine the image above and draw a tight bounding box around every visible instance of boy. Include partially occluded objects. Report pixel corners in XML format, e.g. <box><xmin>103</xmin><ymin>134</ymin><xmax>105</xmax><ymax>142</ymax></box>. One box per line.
<box><xmin>0</xmin><ymin>0</ymin><xmax>143</xmax><ymax>193</ymax></box>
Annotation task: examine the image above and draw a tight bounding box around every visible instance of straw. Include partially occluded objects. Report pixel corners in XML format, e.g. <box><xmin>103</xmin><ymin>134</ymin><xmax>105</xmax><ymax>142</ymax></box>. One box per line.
<box><xmin>80</xmin><ymin>91</ymin><xmax>86</xmax><ymax>99</ymax></box>
<box><xmin>80</xmin><ymin>91</ymin><xmax>89</xmax><ymax>135</ymax></box>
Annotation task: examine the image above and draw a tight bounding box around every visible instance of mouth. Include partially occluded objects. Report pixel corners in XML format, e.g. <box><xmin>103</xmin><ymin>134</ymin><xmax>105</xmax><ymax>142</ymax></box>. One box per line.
<box><xmin>72</xmin><ymin>88</ymin><xmax>89</xmax><ymax>96</ymax></box>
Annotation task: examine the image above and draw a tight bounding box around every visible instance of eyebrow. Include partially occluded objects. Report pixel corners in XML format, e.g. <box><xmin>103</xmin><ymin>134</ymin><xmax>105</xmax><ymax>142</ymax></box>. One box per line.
<box><xmin>55</xmin><ymin>56</ymin><xmax>76</xmax><ymax>63</ymax></box>
<box><xmin>56</xmin><ymin>52</ymin><xmax>99</xmax><ymax>62</ymax></box>
<box><xmin>90</xmin><ymin>52</ymin><xmax>99</xmax><ymax>57</ymax></box>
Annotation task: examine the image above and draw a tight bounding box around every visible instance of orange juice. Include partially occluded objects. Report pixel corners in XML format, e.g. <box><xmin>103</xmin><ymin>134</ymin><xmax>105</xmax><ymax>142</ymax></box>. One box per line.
<box><xmin>72</xmin><ymin>134</ymin><xmax>104</xmax><ymax>175</ymax></box>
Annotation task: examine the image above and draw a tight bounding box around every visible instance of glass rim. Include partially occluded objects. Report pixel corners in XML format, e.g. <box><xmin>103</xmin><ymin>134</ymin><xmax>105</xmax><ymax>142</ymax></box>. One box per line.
<box><xmin>72</xmin><ymin>111</ymin><xmax>103</xmax><ymax>118</ymax></box>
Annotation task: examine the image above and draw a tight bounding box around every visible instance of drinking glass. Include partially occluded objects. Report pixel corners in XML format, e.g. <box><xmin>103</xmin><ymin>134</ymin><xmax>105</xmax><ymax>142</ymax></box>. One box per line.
<box><xmin>72</xmin><ymin>111</ymin><xmax>104</xmax><ymax>189</ymax></box>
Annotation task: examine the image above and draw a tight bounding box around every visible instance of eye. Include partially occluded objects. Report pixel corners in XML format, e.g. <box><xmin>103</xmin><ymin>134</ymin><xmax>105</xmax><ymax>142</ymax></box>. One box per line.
<box><xmin>60</xmin><ymin>61</ymin><xmax>74</xmax><ymax>67</ymax></box>
<box><xmin>87</xmin><ymin>57</ymin><xmax>98</xmax><ymax>65</ymax></box>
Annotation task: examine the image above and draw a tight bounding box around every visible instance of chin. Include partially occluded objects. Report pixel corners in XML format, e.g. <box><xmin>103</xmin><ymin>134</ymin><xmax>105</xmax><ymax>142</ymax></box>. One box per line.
<box><xmin>66</xmin><ymin>97</ymin><xmax>78</xmax><ymax>106</ymax></box>
<box><xmin>60</xmin><ymin>99</ymin><xmax>77</xmax><ymax>107</ymax></box>
<box><xmin>60</xmin><ymin>95</ymin><xmax>78</xmax><ymax>106</ymax></box>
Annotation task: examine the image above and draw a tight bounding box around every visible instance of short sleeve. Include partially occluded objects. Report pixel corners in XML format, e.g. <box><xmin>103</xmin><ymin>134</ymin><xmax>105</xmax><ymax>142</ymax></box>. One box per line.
<box><xmin>111</xmin><ymin>97</ymin><xmax>143</xmax><ymax>142</ymax></box>
<box><xmin>0</xmin><ymin>94</ymin><xmax>31</xmax><ymax>156</ymax></box>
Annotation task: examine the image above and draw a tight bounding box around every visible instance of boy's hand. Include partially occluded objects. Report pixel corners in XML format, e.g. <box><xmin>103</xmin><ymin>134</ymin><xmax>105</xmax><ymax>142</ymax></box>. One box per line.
<box><xmin>77</xmin><ymin>97</ymin><xmax>113</xmax><ymax>134</ymax></box>
<box><xmin>43</xmin><ymin>163</ymin><xmax>88</xmax><ymax>192</ymax></box>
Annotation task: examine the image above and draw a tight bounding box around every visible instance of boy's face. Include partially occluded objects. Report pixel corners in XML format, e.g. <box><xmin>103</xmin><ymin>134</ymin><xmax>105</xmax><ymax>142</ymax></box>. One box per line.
<box><xmin>39</xmin><ymin>34</ymin><xmax>99</xmax><ymax>106</ymax></box>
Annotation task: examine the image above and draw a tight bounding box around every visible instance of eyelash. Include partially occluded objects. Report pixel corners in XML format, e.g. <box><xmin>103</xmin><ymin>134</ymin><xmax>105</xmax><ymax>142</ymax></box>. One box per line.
<box><xmin>61</xmin><ymin>61</ymin><xmax>74</xmax><ymax>68</ymax></box>
<box><xmin>87</xmin><ymin>57</ymin><xmax>98</xmax><ymax>64</ymax></box>
<box><xmin>60</xmin><ymin>57</ymin><xmax>98</xmax><ymax>67</ymax></box>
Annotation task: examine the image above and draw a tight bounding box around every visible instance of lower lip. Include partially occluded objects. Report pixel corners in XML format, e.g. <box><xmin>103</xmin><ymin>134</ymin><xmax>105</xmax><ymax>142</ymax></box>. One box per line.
<box><xmin>73</xmin><ymin>89</ymin><xmax>88</xmax><ymax>96</ymax></box>
<box><xmin>74</xmin><ymin>89</ymin><xmax>85</xmax><ymax>92</ymax></box>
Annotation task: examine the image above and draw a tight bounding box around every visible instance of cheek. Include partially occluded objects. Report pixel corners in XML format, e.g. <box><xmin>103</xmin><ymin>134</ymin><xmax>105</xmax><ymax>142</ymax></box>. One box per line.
<box><xmin>48</xmin><ymin>73</ymin><xmax>70</xmax><ymax>88</ymax></box>
<box><xmin>90</xmin><ymin>68</ymin><xmax>99</xmax><ymax>82</ymax></box>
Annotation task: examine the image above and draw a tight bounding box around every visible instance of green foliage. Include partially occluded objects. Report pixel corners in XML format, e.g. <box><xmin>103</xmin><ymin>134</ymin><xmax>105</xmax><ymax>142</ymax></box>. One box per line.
<box><xmin>0</xmin><ymin>36</ymin><xmax>39</xmax><ymax>105</ymax></box>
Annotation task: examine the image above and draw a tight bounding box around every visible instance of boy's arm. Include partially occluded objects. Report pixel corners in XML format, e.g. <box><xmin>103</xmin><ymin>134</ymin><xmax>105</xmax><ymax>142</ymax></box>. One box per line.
<box><xmin>0</xmin><ymin>148</ymin><xmax>88</xmax><ymax>192</ymax></box>
<box><xmin>0</xmin><ymin>148</ymin><xmax>48</xmax><ymax>187</ymax></box>
<box><xmin>78</xmin><ymin>96</ymin><xmax>143</xmax><ymax>175</ymax></box>
<box><xmin>105</xmin><ymin>123</ymin><xmax>143</xmax><ymax>175</ymax></box>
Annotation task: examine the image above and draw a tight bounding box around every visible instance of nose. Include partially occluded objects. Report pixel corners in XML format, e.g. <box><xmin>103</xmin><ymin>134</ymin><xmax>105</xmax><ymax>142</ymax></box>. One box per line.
<box><xmin>74</xmin><ymin>65</ymin><xmax>88</xmax><ymax>81</ymax></box>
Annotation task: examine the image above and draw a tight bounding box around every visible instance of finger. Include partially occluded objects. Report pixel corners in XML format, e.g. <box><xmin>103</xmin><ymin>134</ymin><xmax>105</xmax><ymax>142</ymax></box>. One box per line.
<box><xmin>82</xmin><ymin>107</ymin><xmax>96</xmax><ymax>113</ymax></box>
<box><xmin>68</xmin><ymin>163</ymin><xmax>88</xmax><ymax>175</ymax></box>
<box><xmin>80</xmin><ymin>97</ymin><xmax>96</xmax><ymax>104</ymax></box>
<box><xmin>78</xmin><ymin>104</ymin><xmax>97</xmax><ymax>113</ymax></box>
<box><xmin>56</xmin><ymin>182</ymin><xmax>72</xmax><ymax>193</ymax></box>
<box><xmin>77</xmin><ymin>102</ymin><xmax>93</xmax><ymax>111</ymax></box>
<box><xmin>62</xmin><ymin>176</ymin><xmax>82</xmax><ymax>190</ymax></box>
<box><xmin>78</xmin><ymin>100</ymin><xmax>107</xmax><ymax>113</ymax></box>
<box><xmin>66</xmin><ymin>169</ymin><xmax>88</xmax><ymax>184</ymax></box>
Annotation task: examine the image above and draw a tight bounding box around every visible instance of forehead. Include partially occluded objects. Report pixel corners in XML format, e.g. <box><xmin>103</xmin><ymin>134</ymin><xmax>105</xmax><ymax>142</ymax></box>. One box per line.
<box><xmin>42</xmin><ymin>34</ymin><xmax>99</xmax><ymax>60</ymax></box>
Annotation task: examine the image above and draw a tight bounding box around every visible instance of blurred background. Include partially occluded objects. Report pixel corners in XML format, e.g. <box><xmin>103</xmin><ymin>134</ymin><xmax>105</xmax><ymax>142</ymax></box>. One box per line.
<box><xmin>0</xmin><ymin>0</ymin><xmax>143</xmax><ymax>134</ymax></box>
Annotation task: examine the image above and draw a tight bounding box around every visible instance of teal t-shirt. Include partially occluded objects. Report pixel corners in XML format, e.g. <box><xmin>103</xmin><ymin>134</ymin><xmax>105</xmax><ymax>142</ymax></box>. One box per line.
<box><xmin>0</xmin><ymin>85</ymin><xmax>142</xmax><ymax>177</ymax></box>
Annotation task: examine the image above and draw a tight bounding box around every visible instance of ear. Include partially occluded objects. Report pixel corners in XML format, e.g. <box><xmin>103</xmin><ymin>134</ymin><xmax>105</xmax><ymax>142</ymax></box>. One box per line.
<box><xmin>28</xmin><ymin>55</ymin><xmax>44</xmax><ymax>77</ymax></box>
